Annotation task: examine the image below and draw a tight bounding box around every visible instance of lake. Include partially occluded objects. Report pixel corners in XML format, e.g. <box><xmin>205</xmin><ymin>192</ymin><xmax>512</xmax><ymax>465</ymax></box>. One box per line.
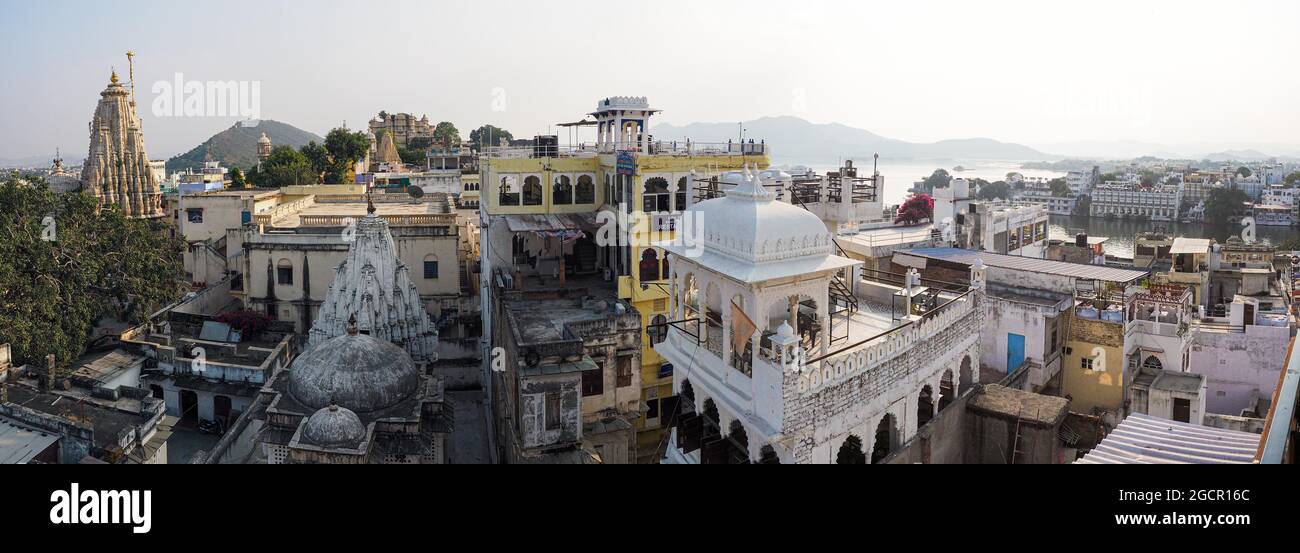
<box><xmin>1049</xmin><ymin>215</ymin><xmax>1297</xmax><ymax>259</ymax></box>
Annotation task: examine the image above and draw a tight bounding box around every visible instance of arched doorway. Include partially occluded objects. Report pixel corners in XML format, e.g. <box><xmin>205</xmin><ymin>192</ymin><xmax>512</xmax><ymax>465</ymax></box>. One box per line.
<box><xmin>728</xmin><ymin>420</ymin><xmax>750</xmax><ymax>464</ymax></box>
<box><xmin>836</xmin><ymin>434</ymin><xmax>866</xmax><ymax>464</ymax></box>
<box><xmin>939</xmin><ymin>369</ymin><xmax>955</xmax><ymax>411</ymax></box>
<box><xmin>917</xmin><ymin>385</ymin><xmax>935</xmax><ymax>427</ymax></box>
<box><xmin>214</xmin><ymin>395</ymin><xmax>233</xmax><ymax>425</ymax></box>
<box><xmin>958</xmin><ymin>355</ymin><xmax>974</xmax><ymax>395</ymax></box>
<box><xmin>871</xmin><ymin>414</ymin><xmax>897</xmax><ymax>464</ymax></box>
<box><xmin>179</xmin><ymin>390</ymin><xmax>199</xmax><ymax>425</ymax></box>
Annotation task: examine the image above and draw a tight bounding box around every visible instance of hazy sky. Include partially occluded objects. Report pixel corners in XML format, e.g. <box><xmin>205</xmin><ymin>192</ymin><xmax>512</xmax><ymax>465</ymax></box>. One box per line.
<box><xmin>3</xmin><ymin>0</ymin><xmax>1299</xmax><ymax>161</ymax></box>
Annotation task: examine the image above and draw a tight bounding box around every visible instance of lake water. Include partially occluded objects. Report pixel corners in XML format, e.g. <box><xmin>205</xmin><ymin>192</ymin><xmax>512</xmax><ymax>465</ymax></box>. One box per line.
<box><xmin>770</xmin><ymin>156</ymin><xmax>1298</xmax><ymax>257</ymax></box>
<box><xmin>771</xmin><ymin>157</ymin><xmax>1068</xmax><ymax>207</ymax></box>
<box><xmin>1048</xmin><ymin>215</ymin><xmax>1296</xmax><ymax>259</ymax></box>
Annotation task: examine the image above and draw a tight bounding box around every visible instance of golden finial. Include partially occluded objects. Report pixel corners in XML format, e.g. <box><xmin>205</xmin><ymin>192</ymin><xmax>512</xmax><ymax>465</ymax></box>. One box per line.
<box><xmin>110</xmin><ymin>68</ymin><xmax>119</xmax><ymax>84</ymax></box>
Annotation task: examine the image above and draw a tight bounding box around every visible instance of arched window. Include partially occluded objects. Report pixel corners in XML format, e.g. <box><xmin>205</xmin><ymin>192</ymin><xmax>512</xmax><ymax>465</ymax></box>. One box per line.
<box><xmin>871</xmin><ymin>414</ymin><xmax>897</xmax><ymax>464</ymax></box>
<box><xmin>758</xmin><ymin>445</ymin><xmax>781</xmax><ymax>464</ymax></box>
<box><xmin>917</xmin><ymin>385</ymin><xmax>935</xmax><ymax>427</ymax></box>
<box><xmin>423</xmin><ymin>254</ymin><xmax>439</xmax><ymax>279</ymax></box>
<box><xmin>836</xmin><ymin>435</ymin><xmax>866</xmax><ymax>464</ymax></box>
<box><xmin>939</xmin><ymin>369</ymin><xmax>955</xmax><ymax>411</ymax></box>
<box><xmin>553</xmin><ymin>175</ymin><xmax>573</xmax><ymax>205</ymax></box>
<box><xmin>522</xmin><ymin>176</ymin><xmax>542</xmax><ymax>205</ymax></box>
<box><xmin>1143</xmin><ymin>356</ymin><xmax>1163</xmax><ymax>371</ymax></box>
<box><xmin>648</xmin><ymin>314</ymin><xmax>668</xmax><ymax>345</ymax></box>
<box><xmin>643</xmin><ymin>177</ymin><xmax>670</xmax><ymax>213</ymax></box>
<box><xmin>276</xmin><ymin>258</ymin><xmax>293</xmax><ymax>285</ymax></box>
<box><xmin>576</xmin><ymin>175</ymin><xmax>595</xmax><ymax>204</ymax></box>
<box><xmin>639</xmin><ymin>249</ymin><xmax>660</xmax><ymax>283</ymax></box>
<box><xmin>499</xmin><ymin>175</ymin><xmax>520</xmax><ymax>205</ymax></box>
<box><xmin>675</xmin><ymin>176</ymin><xmax>687</xmax><ymax>211</ymax></box>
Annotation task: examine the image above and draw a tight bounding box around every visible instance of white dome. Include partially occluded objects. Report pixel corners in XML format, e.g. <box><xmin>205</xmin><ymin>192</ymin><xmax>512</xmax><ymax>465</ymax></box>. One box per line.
<box><xmin>689</xmin><ymin>166</ymin><xmax>832</xmax><ymax>265</ymax></box>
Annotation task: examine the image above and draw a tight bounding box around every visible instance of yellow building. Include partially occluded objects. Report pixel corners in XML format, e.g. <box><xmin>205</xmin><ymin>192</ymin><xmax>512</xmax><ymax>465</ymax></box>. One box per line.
<box><xmin>1061</xmin><ymin>312</ymin><xmax>1126</xmax><ymax>416</ymax></box>
<box><xmin>481</xmin><ymin>96</ymin><xmax>769</xmax><ymax>462</ymax></box>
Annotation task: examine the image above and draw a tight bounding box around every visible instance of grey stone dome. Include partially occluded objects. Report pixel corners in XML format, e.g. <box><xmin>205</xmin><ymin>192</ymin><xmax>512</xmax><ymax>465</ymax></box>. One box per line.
<box><xmin>288</xmin><ymin>333</ymin><xmax>420</xmax><ymax>413</ymax></box>
<box><xmin>302</xmin><ymin>404</ymin><xmax>367</xmax><ymax>447</ymax></box>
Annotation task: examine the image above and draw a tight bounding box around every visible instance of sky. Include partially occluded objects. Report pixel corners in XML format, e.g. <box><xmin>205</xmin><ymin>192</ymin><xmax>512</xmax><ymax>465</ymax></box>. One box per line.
<box><xmin>2</xmin><ymin>0</ymin><xmax>1299</xmax><ymax>161</ymax></box>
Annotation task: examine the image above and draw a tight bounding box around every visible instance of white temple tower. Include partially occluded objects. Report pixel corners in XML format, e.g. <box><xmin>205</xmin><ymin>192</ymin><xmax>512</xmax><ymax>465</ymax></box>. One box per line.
<box><xmin>81</xmin><ymin>70</ymin><xmax>164</xmax><ymax>218</ymax></box>
<box><xmin>307</xmin><ymin>206</ymin><xmax>439</xmax><ymax>362</ymax></box>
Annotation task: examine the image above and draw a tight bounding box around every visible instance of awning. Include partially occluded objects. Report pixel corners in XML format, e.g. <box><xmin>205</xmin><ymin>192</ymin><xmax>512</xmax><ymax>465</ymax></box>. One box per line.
<box><xmin>1170</xmin><ymin>237</ymin><xmax>1212</xmax><ymax>255</ymax></box>
<box><xmin>0</xmin><ymin>420</ymin><xmax>59</xmax><ymax>464</ymax></box>
<box><xmin>892</xmin><ymin>252</ymin><xmax>928</xmax><ymax>270</ymax></box>
<box><xmin>504</xmin><ymin>213</ymin><xmax>600</xmax><ymax>234</ymax></box>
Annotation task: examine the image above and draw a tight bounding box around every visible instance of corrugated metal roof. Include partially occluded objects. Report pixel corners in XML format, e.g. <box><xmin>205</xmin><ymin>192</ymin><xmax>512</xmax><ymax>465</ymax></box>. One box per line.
<box><xmin>904</xmin><ymin>248</ymin><xmax>1149</xmax><ymax>283</ymax></box>
<box><xmin>1074</xmin><ymin>413</ymin><xmax>1261</xmax><ymax>464</ymax></box>
<box><xmin>0</xmin><ymin>420</ymin><xmax>59</xmax><ymax>464</ymax></box>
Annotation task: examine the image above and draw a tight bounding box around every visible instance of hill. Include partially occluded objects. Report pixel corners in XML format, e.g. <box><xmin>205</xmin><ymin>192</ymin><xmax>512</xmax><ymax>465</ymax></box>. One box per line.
<box><xmin>165</xmin><ymin>120</ymin><xmax>323</xmax><ymax>173</ymax></box>
<box><xmin>651</xmin><ymin>116</ymin><xmax>1055</xmax><ymax>162</ymax></box>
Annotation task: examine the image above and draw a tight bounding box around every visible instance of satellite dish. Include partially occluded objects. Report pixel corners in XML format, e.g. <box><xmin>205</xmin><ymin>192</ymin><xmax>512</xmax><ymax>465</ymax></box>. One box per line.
<box><xmin>407</xmin><ymin>185</ymin><xmax>425</xmax><ymax>200</ymax></box>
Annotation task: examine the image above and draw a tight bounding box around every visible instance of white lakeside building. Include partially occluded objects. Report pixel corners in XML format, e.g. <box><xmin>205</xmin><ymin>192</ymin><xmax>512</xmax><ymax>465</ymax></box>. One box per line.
<box><xmin>658</xmin><ymin>168</ymin><xmax>985</xmax><ymax>464</ymax></box>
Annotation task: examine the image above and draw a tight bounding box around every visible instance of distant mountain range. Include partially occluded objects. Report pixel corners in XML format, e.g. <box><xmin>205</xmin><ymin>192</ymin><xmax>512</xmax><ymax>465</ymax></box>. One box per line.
<box><xmin>165</xmin><ymin>120</ymin><xmax>323</xmax><ymax>173</ymax></box>
<box><xmin>651</xmin><ymin>116</ymin><xmax>1056</xmax><ymax>162</ymax></box>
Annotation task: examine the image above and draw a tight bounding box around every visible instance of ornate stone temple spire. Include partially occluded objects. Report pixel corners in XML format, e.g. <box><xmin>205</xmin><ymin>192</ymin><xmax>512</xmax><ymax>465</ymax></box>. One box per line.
<box><xmin>81</xmin><ymin>69</ymin><xmax>163</xmax><ymax>218</ymax></box>
<box><xmin>307</xmin><ymin>213</ymin><xmax>438</xmax><ymax>362</ymax></box>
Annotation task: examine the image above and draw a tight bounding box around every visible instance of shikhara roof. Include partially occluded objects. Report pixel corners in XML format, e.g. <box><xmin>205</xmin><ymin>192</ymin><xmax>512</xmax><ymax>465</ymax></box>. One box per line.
<box><xmin>1074</xmin><ymin>413</ymin><xmax>1261</xmax><ymax>464</ymax></box>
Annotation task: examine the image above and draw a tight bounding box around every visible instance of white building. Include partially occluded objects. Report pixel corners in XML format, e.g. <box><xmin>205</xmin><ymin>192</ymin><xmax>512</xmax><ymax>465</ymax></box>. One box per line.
<box><xmin>658</xmin><ymin>168</ymin><xmax>984</xmax><ymax>464</ymax></box>
<box><xmin>1090</xmin><ymin>182</ymin><xmax>1183</xmax><ymax>221</ymax></box>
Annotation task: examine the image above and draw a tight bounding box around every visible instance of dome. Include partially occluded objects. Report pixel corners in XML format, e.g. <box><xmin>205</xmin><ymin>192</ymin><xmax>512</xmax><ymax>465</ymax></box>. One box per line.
<box><xmin>257</xmin><ymin>132</ymin><xmax>271</xmax><ymax>144</ymax></box>
<box><xmin>688</xmin><ymin>165</ymin><xmax>832</xmax><ymax>265</ymax></box>
<box><xmin>302</xmin><ymin>404</ymin><xmax>366</xmax><ymax>447</ymax></box>
<box><xmin>288</xmin><ymin>332</ymin><xmax>420</xmax><ymax>413</ymax></box>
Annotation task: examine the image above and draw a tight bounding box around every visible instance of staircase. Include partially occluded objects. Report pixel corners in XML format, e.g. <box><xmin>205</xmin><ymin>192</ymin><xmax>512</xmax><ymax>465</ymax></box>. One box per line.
<box><xmin>574</xmin><ymin>239</ymin><xmax>597</xmax><ymax>272</ymax></box>
<box><xmin>788</xmin><ymin>192</ymin><xmax>858</xmax><ymax>314</ymax></box>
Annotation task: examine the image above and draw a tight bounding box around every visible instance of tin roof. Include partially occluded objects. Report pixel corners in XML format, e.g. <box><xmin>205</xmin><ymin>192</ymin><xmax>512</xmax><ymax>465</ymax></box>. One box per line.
<box><xmin>900</xmin><ymin>248</ymin><xmax>1149</xmax><ymax>283</ymax></box>
<box><xmin>1074</xmin><ymin>413</ymin><xmax>1261</xmax><ymax>464</ymax></box>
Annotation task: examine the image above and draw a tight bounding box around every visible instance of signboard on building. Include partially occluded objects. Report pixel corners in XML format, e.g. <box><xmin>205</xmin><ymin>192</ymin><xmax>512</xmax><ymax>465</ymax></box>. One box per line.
<box><xmin>616</xmin><ymin>151</ymin><xmax>637</xmax><ymax>176</ymax></box>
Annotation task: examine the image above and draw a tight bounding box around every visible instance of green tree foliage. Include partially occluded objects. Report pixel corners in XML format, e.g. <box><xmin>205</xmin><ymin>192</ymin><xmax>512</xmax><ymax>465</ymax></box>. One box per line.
<box><xmin>918</xmin><ymin>169</ymin><xmax>951</xmax><ymax>193</ymax></box>
<box><xmin>469</xmin><ymin>125</ymin><xmax>513</xmax><ymax>150</ymax></box>
<box><xmin>433</xmin><ymin>121</ymin><xmax>462</xmax><ymax>148</ymax></box>
<box><xmin>321</xmin><ymin>128</ymin><xmax>370</xmax><ymax>183</ymax></box>
<box><xmin>1236</xmin><ymin>166</ymin><xmax>1252</xmax><ymax>178</ymax></box>
<box><xmin>229</xmin><ymin>166</ymin><xmax>246</xmax><ymax>188</ymax></box>
<box><xmin>260</xmin><ymin>145</ymin><xmax>317</xmax><ymax>186</ymax></box>
<box><xmin>1203</xmin><ymin>187</ymin><xmax>1250</xmax><ymax>223</ymax></box>
<box><xmin>1048</xmin><ymin>177</ymin><xmax>1071</xmax><ymax>197</ymax></box>
<box><xmin>976</xmin><ymin>180</ymin><xmax>1011</xmax><ymax>201</ymax></box>
<box><xmin>0</xmin><ymin>176</ymin><xmax>185</xmax><ymax>374</ymax></box>
<box><xmin>1285</xmin><ymin>172</ymin><xmax>1300</xmax><ymax>185</ymax></box>
<box><xmin>299</xmin><ymin>141</ymin><xmax>330</xmax><ymax>182</ymax></box>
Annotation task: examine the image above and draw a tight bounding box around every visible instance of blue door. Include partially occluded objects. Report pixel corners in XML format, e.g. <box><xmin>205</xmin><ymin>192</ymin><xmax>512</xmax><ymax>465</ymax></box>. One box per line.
<box><xmin>1007</xmin><ymin>333</ymin><xmax>1025</xmax><ymax>373</ymax></box>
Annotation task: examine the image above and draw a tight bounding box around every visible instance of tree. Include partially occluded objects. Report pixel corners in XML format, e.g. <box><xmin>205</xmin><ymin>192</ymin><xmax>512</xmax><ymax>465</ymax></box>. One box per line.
<box><xmin>322</xmin><ymin>128</ymin><xmax>371</xmax><ymax>183</ymax></box>
<box><xmin>469</xmin><ymin>125</ymin><xmax>513</xmax><ymax>151</ymax></box>
<box><xmin>433</xmin><ymin>121</ymin><xmax>462</xmax><ymax>148</ymax></box>
<box><xmin>1203</xmin><ymin>187</ymin><xmax>1249</xmax><ymax>223</ymax></box>
<box><xmin>1285</xmin><ymin>172</ymin><xmax>1300</xmax><ymax>185</ymax></box>
<box><xmin>299</xmin><ymin>141</ymin><xmax>330</xmax><ymax>182</ymax></box>
<box><xmin>0</xmin><ymin>176</ymin><xmax>185</xmax><ymax>375</ymax></box>
<box><xmin>894</xmin><ymin>192</ymin><xmax>934</xmax><ymax>225</ymax></box>
<box><xmin>1237</xmin><ymin>166</ymin><xmax>1252</xmax><ymax>178</ymax></box>
<box><xmin>918</xmin><ymin>169</ymin><xmax>951</xmax><ymax>193</ymax></box>
<box><xmin>1048</xmin><ymin>177</ymin><xmax>1071</xmax><ymax>197</ymax></box>
<box><xmin>261</xmin><ymin>145</ymin><xmax>317</xmax><ymax>186</ymax></box>
<box><xmin>976</xmin><ymin>180</ymin><xmax>1011</xmax><ymax>201</ymax></box>
<box><xmin>229</xmin><ymin>166</ymin><xmax>246</xmax><ymax>188</ymax></box>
